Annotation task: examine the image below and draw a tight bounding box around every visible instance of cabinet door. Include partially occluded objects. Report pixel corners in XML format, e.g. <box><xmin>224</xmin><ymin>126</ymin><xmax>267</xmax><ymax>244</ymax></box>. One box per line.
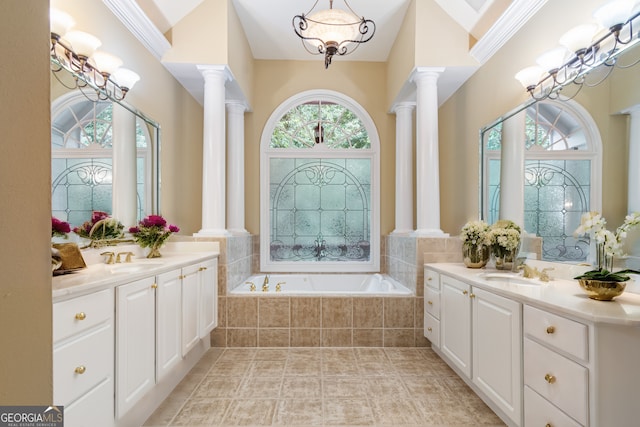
<box><xmin>440</xmin><ymin>275</ymin><xmax>472</xmax><ymax>377</ymax></box>
<box><xmin>116</xmin><ymin>277</ymin><xmax>156</xmax><ymax>419</ymax></box>
<box><xmin>182</xmin><ymin>265</ymin><xmax>200</xmax><ymax>356</ymax></box>
<box><xmin>199</xmin><ymin>258</ymin><xmax>218</xmax><ymax>338</ymax></box>
<box><xmin>156</xmin><ymin>268</ymin><xmax>182</xmax><ymax>381</ymax></box>
<box><xmin>472</xmin><ymin>287</ymin><xmax>522</xmax><ymax>425</ymax></box>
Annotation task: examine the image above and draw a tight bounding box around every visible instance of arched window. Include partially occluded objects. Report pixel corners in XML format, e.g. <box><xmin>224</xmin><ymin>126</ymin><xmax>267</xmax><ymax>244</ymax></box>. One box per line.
<box><xmin>51</xmin><ymin>91</ymin><xmax>151</xmax><ymax>227</ymax></box>
<box><xmin>260</xmin><ymin>90</ymin><xmax>380</xmax><ymax>272</ymax></box>
<box><xmin>483</xmin><ymin>100</ymin><xmax>602</xmax><ymax>262</ymax></box>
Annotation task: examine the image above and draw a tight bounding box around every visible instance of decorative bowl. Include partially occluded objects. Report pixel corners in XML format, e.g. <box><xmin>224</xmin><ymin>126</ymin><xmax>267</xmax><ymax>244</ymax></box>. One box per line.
<box><xmin>578</xmin><ymin>279</ymin><xmax>626</xmax><ymax>301</ymax></box>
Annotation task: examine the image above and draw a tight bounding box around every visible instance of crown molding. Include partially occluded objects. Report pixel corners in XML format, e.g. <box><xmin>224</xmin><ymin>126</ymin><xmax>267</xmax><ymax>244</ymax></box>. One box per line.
<box><xmin>471</xmin><ymin>0</ymin><xmax>549</xmax><ymax>64</ymax></box>
<box><xmin>102</xmin><ymin>0</ymin><xmax>171</xmax><ymax>60</ymax></box>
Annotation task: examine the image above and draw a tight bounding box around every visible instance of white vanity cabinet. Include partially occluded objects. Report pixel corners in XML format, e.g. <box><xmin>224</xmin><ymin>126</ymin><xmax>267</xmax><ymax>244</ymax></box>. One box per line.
<box><xmin>53</xmin><ymin>288</ymin><xmax>114</xmax><ymax>427</ymax></box>
<box><xmin>423</xmin><ymin>268</ymin><xmax>440</xmax><ymax>347</ymax></box>
<box><xmin>437</xmin><ymin>273</ymin><xmax>522</xmax><ymax>426</ymax></box>
<box><xmin>155</xmin><ymin>269</ymin><xmax>183</xmax><ymax>382</ymax></box>
<box><xmin>198</xmin><ymin>258</ymin><xmax>218</xmax><ymax>338</ymax></box>
<box><xmin>116</xmin><ymin>276</ymin><xmax>157</xmax><ymax>418</ymax></box>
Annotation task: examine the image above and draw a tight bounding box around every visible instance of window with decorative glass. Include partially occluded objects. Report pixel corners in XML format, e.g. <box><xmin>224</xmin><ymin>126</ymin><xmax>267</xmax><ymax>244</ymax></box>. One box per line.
<box><xmin>261</xmin><ymin>93</ymin><xmax>380</xmax><ymax>272</ymax></box>
<box><xmin>483</xmin><ymin>100</ymin><xmax>601</xmax><ymax>262</ymax></box>
<box><xmin>51</xmin><ymin>93</ymin><xmax>150</xmax><ymax>227</ymax></box>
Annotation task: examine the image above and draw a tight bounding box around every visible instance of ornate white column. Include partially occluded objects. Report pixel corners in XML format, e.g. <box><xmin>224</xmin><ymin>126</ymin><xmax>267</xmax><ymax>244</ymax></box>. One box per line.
<box><xmin>111</xmin><ymin>102</ymin><xmax>137</xmax><ymax>227</ymax></box>
<box><xmin>628</xmin><ymin>108</ymin><xmax>640</xmax><ymax>213</ymax></box>
<box><xmin>413</xmin><ymin>68</ymin><xmax>447</xmax><ymax>236</ymax></box>
<box><xmin>226</xmin><ymin>100</ymin><xmax>248</xmax><ymax>235</ymax></box>
<box><xmin>499</xmin><ymin>110</ymin><xmax>525</xmax><ymax>230</ymax></box>
<box><xmin>391</xmin><ymin>102</ymin><xmax>415</xmax><ymax>234</ymax></box>
<box><xmin>196</xmin><ymin>65</ymin><xmax>229</xmax><ymax>236</ymax></box>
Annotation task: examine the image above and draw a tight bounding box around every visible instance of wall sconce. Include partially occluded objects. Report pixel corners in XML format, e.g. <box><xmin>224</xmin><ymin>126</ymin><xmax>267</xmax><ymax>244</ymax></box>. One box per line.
<box><xmin>515</xmin><ymin>0</ymin><xmax>640</xmax><ymax>101</ymax></box>
<box><xmin>50</xmin><ymin>8</ymin><xmax>139</xmax><ymax>101</ymax></box>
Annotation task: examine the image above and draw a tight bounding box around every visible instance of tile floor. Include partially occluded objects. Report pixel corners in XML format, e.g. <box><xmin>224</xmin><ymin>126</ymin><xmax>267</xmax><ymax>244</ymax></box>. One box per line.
<box><xmin>144</xmin><ymin>347</ymin><xmax>506</xmax><ymax>427</ymax></box>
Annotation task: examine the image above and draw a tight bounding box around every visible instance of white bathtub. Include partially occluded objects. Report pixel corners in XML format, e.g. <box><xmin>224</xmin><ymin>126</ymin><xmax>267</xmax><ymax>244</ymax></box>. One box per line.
<box><xmin>232</xmin><ymin>273</ymin><xmax>412</xmax><ymax>296</ymax></box>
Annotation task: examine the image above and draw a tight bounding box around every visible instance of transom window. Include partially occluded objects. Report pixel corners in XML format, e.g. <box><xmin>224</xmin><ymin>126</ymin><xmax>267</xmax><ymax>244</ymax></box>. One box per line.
<box><xmin>483</xmin><ymin>100</ymin><xmax>601</xmax><ymax>262</ymax></box>
<box><xmin>260</xmin><ymin>90</ymin><xmax>380</xmax><ymax>272</ymax></box>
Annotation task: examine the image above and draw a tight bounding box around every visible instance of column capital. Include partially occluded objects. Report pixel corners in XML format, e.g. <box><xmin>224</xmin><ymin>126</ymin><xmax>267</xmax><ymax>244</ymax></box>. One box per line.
<box><xmin>197</xmin><ymin>64</ymin><xmax>233</xmax><ymax>82</ymax></box>
<box><xmin>225</xmin><ymin>100</ymin><xmax>248</xmax><ymax>113</ymax></box>
<box><xmin>391</xmin><ymin>102</ymin><xmax>416</xmax><ymax>114</ymax></box>
<box><xmin>410</xmin><ymin>67</ymin><xmax>445</xmax><ymax>84</ymax></box>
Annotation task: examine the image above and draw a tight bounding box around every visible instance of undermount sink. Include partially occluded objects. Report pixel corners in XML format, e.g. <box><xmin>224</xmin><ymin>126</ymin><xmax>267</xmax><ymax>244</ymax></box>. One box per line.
<box><xmin>478</xmin><ymin>272</ymin><xmax>541</xmax><ymax>286</ymax></box>
<box><xmin>109</xmin><ymin>262</ymin><xmax>163</xmax><ymax>274</ymax></box>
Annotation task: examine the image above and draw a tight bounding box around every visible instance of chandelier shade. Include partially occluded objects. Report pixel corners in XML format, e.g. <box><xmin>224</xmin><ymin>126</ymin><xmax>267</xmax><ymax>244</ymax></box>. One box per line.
<box><xmin>293</xmin><ymin>0</ymin><xmax>376</xmax><ymax>69</ymax></box>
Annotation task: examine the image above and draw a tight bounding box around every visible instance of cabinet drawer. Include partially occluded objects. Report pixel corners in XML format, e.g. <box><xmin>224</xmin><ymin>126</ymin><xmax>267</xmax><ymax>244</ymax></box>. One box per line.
<box><xmin>424</xmin><ymin>287</ymin><xmax>440</xmax><ymax>319</ymax></box>
<box><xmin>524</xmin><ymin>386</ymin><xmax>582</xmax><ymax>427</ymax></box>
<box><xmin>424</xmin><ymin>313</ymin><xmax>440</xmax><ymax>348</ymax></box>
<box><xmin>524</xmin><ymin>338</ymin><xmax>588</xmax><ymax>425</ymax></box>
<box><xmin>54</xmin><ymin>322</ymin><xmax>113</xmax><ymax>406</ymax></box>
<box><xmin>424</xmin><ymin>268</ymin><xmax>440</xmax><ymax>290</ymax></box>
<box><xmin>64</xmin><ymin>377</ymin><xmax>114</xmax><ymax>427</ymax></box>
<box><xmin>54</xmin><ymin>289</ymin><xmax>113</xmax><ymax>342</ymax></box>
<box><xmin>524</xmin><ymin>304</ymin><xmax>588</xmax><ymax>362</ymax></box>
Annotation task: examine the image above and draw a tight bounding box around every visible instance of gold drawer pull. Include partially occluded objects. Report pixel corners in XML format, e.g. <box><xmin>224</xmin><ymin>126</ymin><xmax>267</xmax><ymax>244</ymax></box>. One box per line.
<box><xmin>427</xmin><ymin>300</ymin><xmax>433</xmax><ymax>305</ymax></box>
<box><xmin>546</xmin><ymin>326</ymin><xmax>555</xmax><ymax>334</ymax></box>
<box><xmin>462</xmin><ymin>290</ymin><xmax>468</xmax><ymax>295</ymax></box>
<box><xmin>74</xmin><ymin>366</ymin><xmax>86</xmax><ymax>374</ymax></box>
<box><xmin>199</xmin><ymin>266</ymin><xmax>207</xmax><ymax>271</ymax></box>
<box><xmin>544</xmin><ymin>373</ymin><xmax>556</xmax><ymax>384</ymax></box>
<box><xmin>427</xmin><ymin>327</ymin><xmax>433</xmax><ymax>332</ymax></box>
<box><xmin>546</xmin><ymin>424</ymin><xmax>552</xmax><ymax>427</ymax></box>
<box><xmin>74</xmin><ymin>312</ymin><xmax>86</xmax><ymax>320</ymax></box>
<box><xmin>427</xmin><ymin>277</ymin><xmax>432</xmax><ymax>281</ymax></box>
<box><xmin>151</xmin><ymin>283</ymin><xmax>158</xmax><ymax>289</ymax></box>
<box><xmin>470</xmin><ymin>293</ymin><xmax>476</xmax><ymax>298</ymax></box>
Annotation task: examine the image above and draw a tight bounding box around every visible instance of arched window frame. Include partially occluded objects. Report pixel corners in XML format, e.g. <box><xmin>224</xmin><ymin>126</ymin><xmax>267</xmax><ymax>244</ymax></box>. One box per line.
<box><xmin>482</xmin><ymin>99</ymin><xmax>602</xmax><ymax>261</ymax></box>
<box><xmin>260</xmin><ymin>90</ymin><xmax>380</xmax><ymax>272</ymax></box>
<box><xmin>51</xmin><ymin>90</ymin><xmax>152</xmax><ymax>226</ymax></box>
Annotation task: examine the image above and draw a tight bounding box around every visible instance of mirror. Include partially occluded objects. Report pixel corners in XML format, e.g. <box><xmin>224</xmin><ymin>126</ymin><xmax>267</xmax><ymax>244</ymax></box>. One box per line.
<box><xmin>50</xmin><ymin>58</ymin><xmax>160</xmax><ymax>230</ymax></box>
<box><xmin>480</xmin><ymin>41</ymin><xmax>640</xmax><ymax>263</ymax></box>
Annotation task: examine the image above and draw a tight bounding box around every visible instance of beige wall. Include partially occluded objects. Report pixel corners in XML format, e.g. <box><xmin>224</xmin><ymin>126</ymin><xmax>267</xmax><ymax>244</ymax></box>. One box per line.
<box><xmin>438</xmin><ymin>0</ymin><xmax>639</xmax><ymax>233</ymax></box>
<box><xmin>52</xmin><ymin>0</ymin><xmax>205</xmax><ymax>235</ymax></box>
<box><xmin>227</xmin><ymin>0</ymin><xmax>254</xmax><ymax>104</ymax></box>
<box><xmin>386</xmin><ymin>0</ymin><xmax>416</xmax><ymax>108</ymax></box>
<box><xmin>245</xmin><ymin>60</ymin><xmax>396</xmax><ymax>235</ymax></box>
<box><xmin>0</xmin><ymin>0</ymin><xmax>53</xmax><ymax>404</ymax></box>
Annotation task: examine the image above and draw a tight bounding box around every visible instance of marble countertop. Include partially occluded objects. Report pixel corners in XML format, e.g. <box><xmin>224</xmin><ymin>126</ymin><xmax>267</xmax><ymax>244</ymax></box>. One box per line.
<box><xmin>425</xmin><ymin>262</ymin><xmax>640</xmax><ymax>326</ymax></box>
<box><xmin>53</xmin><ymin>241</ymin><xmax>219</xmax><ymax>302</ymax></box>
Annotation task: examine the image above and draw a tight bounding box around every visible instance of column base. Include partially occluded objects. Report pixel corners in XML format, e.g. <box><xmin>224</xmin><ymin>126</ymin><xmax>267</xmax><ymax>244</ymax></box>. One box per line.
<box><xmin>227</xmin><ymin>228</ymin><xmax>250</xmax><ymax>236</ymax></box>
<box><xmin>390</xmin><ymin>229</ymin><xmax>414</xmax><ymax>235</ymax></box>
<box><xmin>414</xmin><ymin>228</ymin><xmax>450</xmax><ymax>237</ymax></box>
<box><xmin>194</xmin><ymin>229</ymin><xmax>230</xmax><ymax>237</ymax></box>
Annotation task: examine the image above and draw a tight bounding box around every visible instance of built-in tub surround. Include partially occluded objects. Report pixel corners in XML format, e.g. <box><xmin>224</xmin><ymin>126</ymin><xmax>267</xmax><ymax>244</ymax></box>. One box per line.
<box><xmin>234</xmin><ymin>273</ymin><xmax>412</xmax><ymax>295</ymax></box>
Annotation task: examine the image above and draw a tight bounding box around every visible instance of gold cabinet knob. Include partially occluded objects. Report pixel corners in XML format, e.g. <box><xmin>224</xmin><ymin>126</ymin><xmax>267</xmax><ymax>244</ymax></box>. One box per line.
<box><xmin>199</xmin><ymin>266</ymin><xmax>207</xmax><ymax>271</ymax></box>
<box><xmin>469</xmin><ymin>293</ymin><xmax>476</xmax><ymax>298</ymax></box>
<box><xmin>75</xmin><ymin>312</ymin><xmax>86</xmax><ymax>320</ymax></box>
<box><xmin>427</xmin><ymin>277</ymin><xmax>432</xmax><ymax>281</ymax></box>
<box><xmin>546</xmin><ymin>424</ymin><xmax>552</xmax><ymax>427</ymax></box>
<box><xmin>544</xmin><ymin>373</ymin><xmax>556</xmax><ymax>384</ymax></box>
<box><xmin>427</xmin><ymin>300</ymin><xmax>433</xmax><ymax>305</ymax></box>
<box><xmin>151</xmin><ymin>283</ymin><xmax>158</xmax><ymax>289</ymax></box>
<box><xmin>74</xmin><ymin>366</ymin><xmax>86</xmax><ymax>374</ymax></box>
<box><xmin>462</xmin><ymin>290</ymin><xmax>468</xmax><ymax>295</ymax></box>
<box><xmin>546</xmin><ymin>326</ymin><xmax>555</xmax><ymax>334</ymax></box>
<box><xmin>427</xmin><ymin>327</ymin><xmax>433</xmax><ymax>332</ymax></box>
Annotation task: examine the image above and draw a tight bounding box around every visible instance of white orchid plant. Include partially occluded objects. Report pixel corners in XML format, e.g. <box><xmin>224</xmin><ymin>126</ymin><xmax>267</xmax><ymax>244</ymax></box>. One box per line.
<box><xmin>573</xmin><ymin>211</ymin><xmax>640</xmax><ymax>282</ymax></box>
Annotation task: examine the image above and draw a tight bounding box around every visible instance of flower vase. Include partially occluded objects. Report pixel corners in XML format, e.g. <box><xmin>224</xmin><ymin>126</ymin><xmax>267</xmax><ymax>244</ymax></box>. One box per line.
<box><xmin>462</xmin><ymin>243</ymin><xmax>489</xmax><ymax>268</ymax></box>
<box><xmin>494</xmin><ymin>248</ymin><xmax>517</xmax><ymax>270</ymax></box>
<box><xmin>146</xmin><ymin>242</ymin><xmax>162</xmax><ymax>258</ymax></box>
<box><xmin>595</xmin><ymin>242</ymin><xmax>614</xmax><ymax>271</ymax></box>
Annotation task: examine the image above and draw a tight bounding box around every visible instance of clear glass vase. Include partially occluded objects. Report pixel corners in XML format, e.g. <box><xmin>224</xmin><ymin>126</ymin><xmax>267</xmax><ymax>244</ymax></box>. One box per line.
<box><xmin>595</xmin><ymin>242</ymin><xmax>613</xmax><ymax>271</ymax></box>
<box><xmin>462</xmin><ymin>242</ymin><xmax>490</xmax><ymax>268</ymax></box>
<box><xmin>493</xmin><ymin>247</ymin><xmax>518</xmax><ymax>270</ymax></box>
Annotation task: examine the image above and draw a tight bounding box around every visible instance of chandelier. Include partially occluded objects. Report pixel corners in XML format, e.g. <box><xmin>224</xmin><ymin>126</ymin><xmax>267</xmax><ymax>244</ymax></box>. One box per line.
<box><xmin>515</xmin><ymin>0</ymin><xmax>640</xmax><ymax>101</ymax></box>
<box><xmin>50</xmin><ymin>8</ymin><xmax>139</xmax><ymax>101</ymax></box>
<box><xmin>293</xmin><ymin>0</ymin><xmax>376</xmax><ymax>69</ymax></box>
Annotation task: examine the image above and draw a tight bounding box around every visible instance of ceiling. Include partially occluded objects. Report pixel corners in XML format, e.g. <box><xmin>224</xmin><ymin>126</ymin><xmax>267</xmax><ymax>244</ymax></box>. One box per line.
<box><xmin>123</xmin><ymin>0</ymin><xmax>530</xmax><ymax>107</ymax></box>
<box><xmin>139</xmin><ymin>0</ymin><xmax>503</xmax><ymax>63</ymax></box>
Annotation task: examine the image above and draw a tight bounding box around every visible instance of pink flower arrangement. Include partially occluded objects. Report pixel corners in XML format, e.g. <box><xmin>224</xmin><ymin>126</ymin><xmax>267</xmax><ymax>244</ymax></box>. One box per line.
<box><xmin>51</xmin><ymin>216</ymin><xmax>71</xmax><ymax>238</ymax></box>
<box><xmin>129</xmin><ymin>215</ymin><xmax>179</xmax><ymax>250</ymax></box>
<box><xmin>73</xmin><ymin>210</ymin><xmax>124</xmax><ymax>240</ymax></box>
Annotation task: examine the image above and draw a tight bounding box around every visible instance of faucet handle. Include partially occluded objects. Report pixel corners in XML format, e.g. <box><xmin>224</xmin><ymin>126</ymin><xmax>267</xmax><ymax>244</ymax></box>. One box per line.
<box><xmin>276</xmin><ymin>282</ymin><xmax>285</xmax><ymax>292</ymax></box>
<box><xmin>116</xmin><ymin>252</ymin><xmax>135</xmax><ymax>263</ymax></box>
<box><xmin>540</xmin><ymin>267</ymin><xmax>554</xmax><ymax>282</ymax></box>
<box><xmin>100</xmin><ymin>251</ymin><xmax>115</xmax><ymax>264</ymax></box>
<box><xmin>246</xmin><ymin>281</ymin><xmax>256</xmax><ymax>292</ymax></box>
